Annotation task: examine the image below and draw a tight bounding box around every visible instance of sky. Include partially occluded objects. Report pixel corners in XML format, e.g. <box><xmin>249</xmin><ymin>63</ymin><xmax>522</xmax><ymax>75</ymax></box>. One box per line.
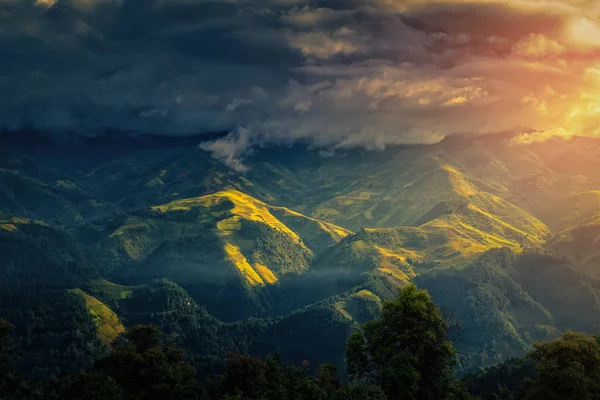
<box><xmin>2</xmin><ymin>0</ymin><xmax>600</xmax><ymax>168</ymax></box>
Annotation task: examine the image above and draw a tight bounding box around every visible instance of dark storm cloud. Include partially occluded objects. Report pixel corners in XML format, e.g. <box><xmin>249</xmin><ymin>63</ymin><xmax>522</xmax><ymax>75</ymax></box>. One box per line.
<box><xmin>0</xmin><ymin>0</ymin><xmax>297</xmax><ymax>133</ymax></box>
<box><xmin>2</xmin><ymin>0</ymin><xmax>600</xmax><ymax>169</ymax></box>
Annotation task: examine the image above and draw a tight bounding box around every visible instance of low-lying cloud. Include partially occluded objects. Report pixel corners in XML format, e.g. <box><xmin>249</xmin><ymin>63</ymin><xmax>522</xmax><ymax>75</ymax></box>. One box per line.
<box><xmin>2</xmin><ymin>0</ymin><xmax>600</xmax><ymax>168</ymax></box>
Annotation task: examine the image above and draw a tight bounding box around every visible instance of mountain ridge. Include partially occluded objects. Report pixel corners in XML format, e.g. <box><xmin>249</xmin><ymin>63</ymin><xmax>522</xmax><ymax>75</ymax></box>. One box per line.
<box><xmin>2</xmin><ymin>133</ymin><xmax>600</xmax><ymax>375</ymax></box>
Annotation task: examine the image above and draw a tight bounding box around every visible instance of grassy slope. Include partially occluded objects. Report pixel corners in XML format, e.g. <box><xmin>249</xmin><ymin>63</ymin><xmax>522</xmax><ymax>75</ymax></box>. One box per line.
<box><xmin>85</xmin><ymin>147</ymin><xmax>553</xmax><ymax>322</ymax></box>
<box><xmin>149</xmin><ymin>189</ymin><xmax>349</xmax><ymax>285</ymax></box>
<box><xmin>69</xmin><ymin>288</ymin><xmax>125</xmax><ymax>344</ymax></box>
<box><xmin>292</xmin><ymin>153</ymin><xmax>549</xmax><ymax>268</ymax></box>
<box><xmin>76</xmin><ymin>136</ymin><xmax>593</xmax><ymax>254</ymax></box>
<box><xmin>92</xmin><ymin>189</ymin><xmax>351</xmax><ymax>320</ymax></box>
<box><xmin>313</xmin><ymin>161</ymin><xmax>549</xmax><ymax>282</ymax></box>
<box><xmin>7</xmin><ymin>135</ymin><xmax>600</xmax><ymax>375</ymax></box>
<box><xmin>436</xmin><ymin>135</ymin><xmax>600</xmax><ymax>231</ymax></box>
<box><xmin>304</xmin><ymin>155</ymin><xmax>458</xmax><ymax>230</ymax></box>
<box><xmin>547</xmin><ymin>190</ymin><xmax>600</xmax><ymax>231</ymax></box>
<box><xmin>149</xmin><ymin>189</ymin><xmax>348</xmax><ymax>286</ymax></box>
<box><xmin>240</xmin><ymin>137</ymin><xmax>600</xmax><ymax>238</ymax></box>
<box><xmin>124</xmin><ymin>162</ymin><xmax>550</xmax><ymax>327</ymax></box>
<box><xmin>81</xmin><ymin>138</ymin><xmax>600</xmax><ymax>373</ymax></box>
<box><xmin>152</xmin><ymin>189</ymin><xmax>302</xmax><ymax>242</ymax></box>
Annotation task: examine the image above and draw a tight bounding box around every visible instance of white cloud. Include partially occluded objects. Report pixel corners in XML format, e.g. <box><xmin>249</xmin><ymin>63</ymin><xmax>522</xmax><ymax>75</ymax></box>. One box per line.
<box><xmin>199</xmin><ymin>128</ymin><xmax>253</xmax><ymax>172</ymax></box>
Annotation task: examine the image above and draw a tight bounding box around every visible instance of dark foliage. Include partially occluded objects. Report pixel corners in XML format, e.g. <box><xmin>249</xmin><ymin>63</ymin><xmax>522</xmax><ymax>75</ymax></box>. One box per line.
<box><xmin>346</xmin><ymin>285</ymin><xmax>471</xmax><ymax>400</ymax></box>
<box><xmin>0</xmin><ymin>225</ymin><xmax>105</xmax><ymax>376</ymax></box>
<box><xmin>0</xmin><ymin>320</ymin><xmax>385</xmax><ymax>400</ymax></box>
<box><xmin>466</xmin><ymin>332</ymin><xmax>600</xmax><ymax>400</ymax></box>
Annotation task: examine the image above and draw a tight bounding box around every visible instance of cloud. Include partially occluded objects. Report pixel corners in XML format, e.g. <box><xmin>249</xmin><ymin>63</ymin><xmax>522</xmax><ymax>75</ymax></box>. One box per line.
<box><xmin>287</xmin><ymin>27</ymin><xmax>365</xmax><ymax>59</ymax></box>
<box><xmin>1</xmin><ymin>0</ymin><xmax>600</xmax><ymax>168</ymax></box>
<box><xmin>510</xmin><ymin>128</ymin><xmax>573</xmax><ymax>145</ymax></box>
<box><xmin>512</xmin><ymin>34</ymin><xmax>567</xmax><ymax>59</ymax></box>
<box><xmin>199</xmin><ymin>128</ymin><xmax>253</xmax><ymax>172</ymax></box>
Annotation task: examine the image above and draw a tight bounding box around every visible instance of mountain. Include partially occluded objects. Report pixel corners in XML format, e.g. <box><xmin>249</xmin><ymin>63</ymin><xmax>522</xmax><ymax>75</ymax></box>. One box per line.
<box><xmin>549</xmin><ymin>213</ymin><xmax>600</xmax><ymax>278</ymax></box>
<box><xmin>85</xmin><ymin>189</ymin><xmax>350</xmax><ymax>320</ymax></box>
<box><xmin>417</xmin><ymin>248</ymin><xmax>600</xmax><ymax>370</ymax></box>
<box><xmin>0</xmin><ymin>217</ymin><xmax>106</xmax><ymax>376</ymax></box>
<box><xmin>0</xmin><ymin>168</ymin><xmax>115</xmax><ymax>225</ymax></box>
<box><xmin>2</xmin><ymin>132</ymin><xmax>600</xmax><ymax>376</ymax></box>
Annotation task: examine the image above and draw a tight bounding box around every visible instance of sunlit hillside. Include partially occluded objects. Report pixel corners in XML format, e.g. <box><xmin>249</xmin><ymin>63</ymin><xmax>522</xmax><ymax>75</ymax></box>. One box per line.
<box><xmin>150</xmin><ymin>189</ymin><xmax>351</xmax><ymax>281</ymax></box>
<box><xmin>88</xmin><ymin>189</ymin><xmax>351</xmax><ymax>320</ymax></box>
<box><xmin>69</xmin><ymin>288</ymin><xmax>125</xmax><ymax>344</ymax></box>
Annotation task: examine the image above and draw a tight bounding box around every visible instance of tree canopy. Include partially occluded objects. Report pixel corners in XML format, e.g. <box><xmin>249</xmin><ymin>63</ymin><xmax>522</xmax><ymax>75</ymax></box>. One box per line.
<box><xmin>3</xmin><ymin>288</ymin><xmax>600</xmax><ymax>400</ymax></box>
<box><xmin>346</xmin><ymin>284</ymin><xmax>470</xmax><ymax>400</ymax></box>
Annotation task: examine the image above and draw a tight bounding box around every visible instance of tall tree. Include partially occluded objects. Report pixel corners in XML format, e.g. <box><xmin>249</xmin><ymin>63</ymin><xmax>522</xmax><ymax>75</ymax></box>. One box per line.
<box><xmin>519</xmin><ymin>332</ymin><xmax>600</xmax><ymax>400</ymax></box>
<box><xmin>346</xmin><ymin>285</ymin><xmax>469</xmax><ymax>400</ymax></box>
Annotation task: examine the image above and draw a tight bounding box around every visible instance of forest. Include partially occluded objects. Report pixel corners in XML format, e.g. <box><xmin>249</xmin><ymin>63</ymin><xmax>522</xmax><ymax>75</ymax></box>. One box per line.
<box><xmin>2</xmin><ymin>285</ymin><xmax>599</xmax><ymax>400</ymax></box>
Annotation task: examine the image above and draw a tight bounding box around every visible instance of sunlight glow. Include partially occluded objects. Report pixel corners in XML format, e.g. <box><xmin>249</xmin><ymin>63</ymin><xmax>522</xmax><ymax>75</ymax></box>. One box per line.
<box><xmin>568</xmin><ymin>17</ymin><xmax>600</xmax><ymax>48</ymax></box>
<box><xmin>559</xmin><ymin>65</ymin><xmax>600</xmax><ymax>137</ymax></box>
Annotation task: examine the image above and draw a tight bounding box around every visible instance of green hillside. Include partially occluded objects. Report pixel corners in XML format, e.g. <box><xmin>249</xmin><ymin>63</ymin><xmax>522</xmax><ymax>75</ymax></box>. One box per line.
<box><xmin>417</xmin><ymin>247</ymin><xmax>600</xmax><ymax>371</ymax></box>
<box><xmin>83</xmin><ymin>146</ymin><xmax>277</xmax><ymax>208</ymax></box>
<box><xmin>432</xmin><ymin>135</ymin><xmax>600</xmax><ymax>230</ymax></box>
<box><xmin>333</xmin><ymin>289</ymin><xmax>383</xmax><ymax>325</ymax></box>
<box><xmin>314</xmin><ymin>183</ymin><xmax>549</xmax><ymax>278</ymax></box>
<box><xmin>150</xmin><ymin>189</ymin><xmax>313</xmax><ymax>286</ymax></box>
<box><xmin>69</xmin><ymin>288</ymin><xmax>125</xmax><ymax>344</ymax></box>
<box><xmin>0</xmin><ymin>220</ymin><xmax>105</xmax><ymax>375</ymax></box>
<box><xmin>89</xmin><ymin>189</ymin><xmax>350</xmax><ymax>320</ymax></box>
<box><xmin>116</xmin><ymin>279</ymin><xmax>358</xmax><ymax>371</ymax></box>
<box><xmin>0</xmin><ymin>167</ymin><xmax>115</xmax><ymax>225</ymax></box>
<box><xmin>305</xmin><ymin>156</ymin><xmax>466</xmax><ymax>230</ymax></box>
<box><xmin>294</xmin><ymin>156</ymin><xmax>550</xmax><ymax>252</ymax></box>
<box><xmin>546</xmin><ymin>190</ymin><xmax>600</xmax><ymax>231</ymax></box>
<box><xmin>85</xmin><ymin>279</ymin><xmax>138</xmax><ymax>310</ymax></box>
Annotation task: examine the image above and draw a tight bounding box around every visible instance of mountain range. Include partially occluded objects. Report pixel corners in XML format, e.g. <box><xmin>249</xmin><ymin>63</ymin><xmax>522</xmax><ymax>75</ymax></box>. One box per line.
<box><xmin>2</xmin><ymin>131</ymin><xmax>600</xmax><ymax>376</ymax></box>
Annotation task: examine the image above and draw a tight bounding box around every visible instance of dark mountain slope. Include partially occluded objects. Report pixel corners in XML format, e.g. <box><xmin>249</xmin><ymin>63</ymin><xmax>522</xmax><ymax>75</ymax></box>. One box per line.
<box><xmin>417</xmin><ymin>248</ymin><xmax>600</xmax><ymax>372</ymax></box>
<box><xmin>0</xmin><ymin>219</ymin><xmax>105</xmax><ymax>375</ymax></box>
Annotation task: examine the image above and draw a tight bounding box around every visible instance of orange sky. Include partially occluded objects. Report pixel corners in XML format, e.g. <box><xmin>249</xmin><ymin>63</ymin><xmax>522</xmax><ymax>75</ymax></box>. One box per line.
<box><xmin>398</xmin><ymin>0</ymin><xmax>600</xmax><ymax>140</ymax></box>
